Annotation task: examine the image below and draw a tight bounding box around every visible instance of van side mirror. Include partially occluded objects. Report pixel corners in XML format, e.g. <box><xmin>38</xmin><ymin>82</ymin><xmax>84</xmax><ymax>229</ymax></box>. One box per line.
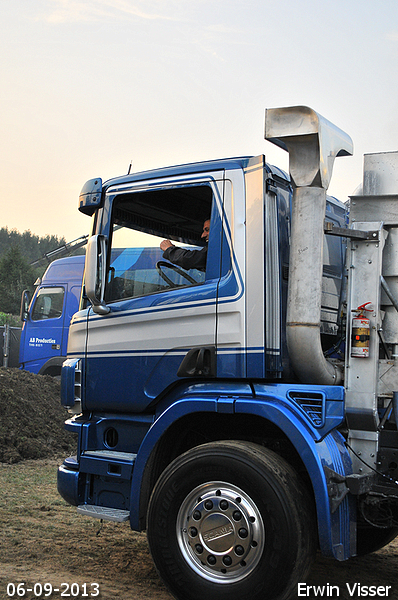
<box><xmin>20</xmin><ymin>290</ymin><xmax>31</xmax><ymax>321</ymax></box>
<box><xmin>84</xmin><ymin>235</ymin><xmax>110</xmax><ymax>315</ymax></box>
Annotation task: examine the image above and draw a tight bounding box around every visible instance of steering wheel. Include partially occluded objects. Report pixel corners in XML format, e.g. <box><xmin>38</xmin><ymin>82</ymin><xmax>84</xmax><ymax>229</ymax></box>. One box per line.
<box><xmin>156</xmin><ymin>261</ymin><xmax>198</xmax><ymax>287</ymax></box>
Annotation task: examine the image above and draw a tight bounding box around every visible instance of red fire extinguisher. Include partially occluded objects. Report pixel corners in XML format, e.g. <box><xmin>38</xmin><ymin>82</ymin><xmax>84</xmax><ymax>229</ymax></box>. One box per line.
<box><xmin>351</xmin><ymin>302</ymin><xmax>372</xmax><ymax>358</ymax></box>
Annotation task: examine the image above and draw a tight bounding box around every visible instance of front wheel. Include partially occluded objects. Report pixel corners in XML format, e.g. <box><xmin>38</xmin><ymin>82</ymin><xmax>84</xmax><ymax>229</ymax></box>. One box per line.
<box><xmin>147</xmin><ymin>441</ymin><xmax>316</xmax><ymax>600</ymax></box>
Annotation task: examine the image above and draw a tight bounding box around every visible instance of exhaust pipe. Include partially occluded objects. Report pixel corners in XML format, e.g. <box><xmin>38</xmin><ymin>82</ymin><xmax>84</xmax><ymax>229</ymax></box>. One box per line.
<box><xmin>265</xmin><ymin>106</ymin><xmax>353</xmax><ymax>385</ymax></box>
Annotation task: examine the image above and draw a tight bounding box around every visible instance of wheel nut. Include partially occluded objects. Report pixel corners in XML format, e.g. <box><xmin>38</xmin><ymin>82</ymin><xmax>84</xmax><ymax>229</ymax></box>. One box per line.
<box><xmin>207</xmin><ymin>555</ymin><xmax>216</xmax><ymax>565</ymax></box>
<box><xmin>235</xmin><ymin>545</ymin><xmax>245</xmax><ymax>556</ymax></box>
<box><xmin>233</xmin><ymin>510</ymin><xmax>242</xmax><ymax>521</ymax></box>
<box><xmin>189</xmin><ymin>527</ymin><xmax>198</xmax><ymax>537</ymax></box>
<box><xmin>204</xmin><ymin>500</ymin><xmax>213</xmax><ymax>510</ymax></box>
<box><xmin>195</xmin><ymin>544</ymin><xmax>203</xmax><ymax>554</ymax></box>
<box><xmin>193</xmin><ymin>510</ymin><xmax>202</xmax><ymax>520</ymax></box>
<box><xmin>222</xmin><ymin>555</ymin><xmax>232</xmax><ymax>566</ymax></box>
<box><xmin>238</xmin><ymin>527</ymin><xmax>248</xmax><ymax>538</ymax></box>
<box><xmin>219</xmin><ymin>500</ymin><xmax>229</xmax><ymax>510</ymax></box>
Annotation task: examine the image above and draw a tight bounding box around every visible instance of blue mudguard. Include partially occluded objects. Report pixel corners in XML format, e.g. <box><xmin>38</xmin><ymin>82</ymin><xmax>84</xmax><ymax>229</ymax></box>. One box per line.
<box><xmin>129</xmin><ymin>382</ymin><xmax>355</xmax><ymax>560</ymax></box>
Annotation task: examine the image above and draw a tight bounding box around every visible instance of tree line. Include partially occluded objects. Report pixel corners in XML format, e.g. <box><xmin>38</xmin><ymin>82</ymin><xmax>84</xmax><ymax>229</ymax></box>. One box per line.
<box><xmin>0</xmin><ymin>227</ymin><xmax>67</xmax><ymax>317</ymax></box>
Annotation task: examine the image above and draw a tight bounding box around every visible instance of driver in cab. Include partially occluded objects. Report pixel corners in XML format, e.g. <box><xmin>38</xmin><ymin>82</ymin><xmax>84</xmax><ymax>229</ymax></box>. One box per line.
<box><xmin>160</xmin><ymin>219</ymin><xmax>210</xmax><ymax>272</ymax></box>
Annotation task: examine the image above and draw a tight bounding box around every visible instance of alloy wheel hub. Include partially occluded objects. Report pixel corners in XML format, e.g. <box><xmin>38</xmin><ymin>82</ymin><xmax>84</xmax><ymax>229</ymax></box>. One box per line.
<box><xmin>177</xmin><ymin>482</ymin><xmax>264</xmax><ymax>583</ymax></box>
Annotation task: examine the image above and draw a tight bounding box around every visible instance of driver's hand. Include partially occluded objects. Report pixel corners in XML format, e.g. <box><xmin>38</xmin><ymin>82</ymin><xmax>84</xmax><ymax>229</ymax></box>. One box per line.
<box><xmin>160</xmin><ymin>239</ymin><xmax>174</xmax><ymax>251</ymax></box>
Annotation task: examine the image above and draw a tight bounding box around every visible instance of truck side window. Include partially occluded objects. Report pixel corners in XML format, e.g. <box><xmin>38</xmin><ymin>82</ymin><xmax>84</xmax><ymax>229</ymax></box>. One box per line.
<box><xmin>105</xmin><ymin>184</ymin><xmax>212</xmax><ymax>303</ymax></box>
<box><xmin>31</xmin><ymin>287</ymin><xmax>65</xmax><ymax>320</ymax></box>
<box><xmin>323</xmin><ymin>232</ymin><xmax>344</xmax><ymax>278</ymax></box>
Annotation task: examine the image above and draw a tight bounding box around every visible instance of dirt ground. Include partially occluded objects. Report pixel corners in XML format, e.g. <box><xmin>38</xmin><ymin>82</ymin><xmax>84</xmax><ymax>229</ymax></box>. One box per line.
<box><xmin>0</xmin><ymin>368</ymin><xmax>75</xmax><ymax>464</ymax></box>
<box><xmin>1</xmin><ymin>368</ymin><xmax>398</xmax><ymax>599</ymax></box>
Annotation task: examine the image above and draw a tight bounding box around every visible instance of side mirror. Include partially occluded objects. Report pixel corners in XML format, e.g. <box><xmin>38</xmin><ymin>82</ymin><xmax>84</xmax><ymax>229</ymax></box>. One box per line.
<box><xmin>84</xmin><ymin>235</ymin><xmax>110</xmax><ymax>315</ymax></box>
<box><xmin>20</xmin><ymin>290</ymin><xmax>31</xmax><ymax>321</ymax></box>
<box><xmin>79</xmin><ymin>178</ymin><xmax>102</xmax><ymax>215</ymax></box>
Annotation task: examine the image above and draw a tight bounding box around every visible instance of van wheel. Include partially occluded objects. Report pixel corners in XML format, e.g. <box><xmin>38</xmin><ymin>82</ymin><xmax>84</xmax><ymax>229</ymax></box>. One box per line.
<box><xmin>147</xmin><ymin>441</ymin><xmax>316</xmax><ymax>600</ymax></box>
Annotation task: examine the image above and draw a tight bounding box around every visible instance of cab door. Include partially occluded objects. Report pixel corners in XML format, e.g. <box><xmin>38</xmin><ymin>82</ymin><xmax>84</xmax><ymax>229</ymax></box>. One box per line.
<box><xmin>20</xmin><ymin>285</ymin><xmax>66</xmax><ymax>373</ymax></box>
<box><xmin>83</xmin><ymin>173</ymin><xmax>230</xmax><ymax>413</ymax></box>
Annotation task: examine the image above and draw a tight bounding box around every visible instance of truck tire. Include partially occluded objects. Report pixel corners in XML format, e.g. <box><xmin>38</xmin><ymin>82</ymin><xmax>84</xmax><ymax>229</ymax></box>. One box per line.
<box><xmin>147</xmin><ymin>440</ymin><xmax>316</xmax><ymax>600</ymax></box>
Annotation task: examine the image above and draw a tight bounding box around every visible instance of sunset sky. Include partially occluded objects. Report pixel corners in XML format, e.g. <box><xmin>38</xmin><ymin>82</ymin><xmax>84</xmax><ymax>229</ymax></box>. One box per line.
<box><xmin>1</xmin><ymin>0</ymin><xmax>398</xmax><ymax>242</ymax></box>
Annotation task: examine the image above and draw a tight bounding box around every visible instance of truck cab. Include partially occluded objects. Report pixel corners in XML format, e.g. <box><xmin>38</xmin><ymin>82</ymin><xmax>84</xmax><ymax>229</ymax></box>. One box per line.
<box><xmin>19</xmin><ymin>255</ymin><xmax>84</xmax><ymax>376</ymax></box>
<box><xmin>66</xmin><ymin>157</ymin><xmax>345</xmax><ymax>408</ymax></box>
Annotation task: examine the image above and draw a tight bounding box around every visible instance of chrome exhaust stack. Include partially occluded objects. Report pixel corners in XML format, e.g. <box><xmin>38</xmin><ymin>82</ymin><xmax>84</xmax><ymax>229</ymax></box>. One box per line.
<box><xmin>265</xmin><ymin>106</ymin><xmax>353</xmax><ymax>385</ymax></box>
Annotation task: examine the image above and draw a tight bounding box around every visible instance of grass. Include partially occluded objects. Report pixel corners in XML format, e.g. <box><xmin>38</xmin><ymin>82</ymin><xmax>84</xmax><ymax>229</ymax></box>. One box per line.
<box><xmin>0</xmin><ymin>457</ymin><xmax>172</xmax><ymax>600</ymax></box>
<box><xmin>1</xmin><ymin>457</ymin><xmax>398</xmax><ymax>600</ymax></box>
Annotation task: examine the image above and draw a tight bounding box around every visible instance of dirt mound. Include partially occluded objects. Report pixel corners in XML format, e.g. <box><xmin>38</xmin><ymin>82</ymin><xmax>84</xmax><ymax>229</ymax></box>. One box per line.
<box><xmin>0</xmin><ymin>367</ymin><xmax>76</xmax><ymax>463</ymax></box>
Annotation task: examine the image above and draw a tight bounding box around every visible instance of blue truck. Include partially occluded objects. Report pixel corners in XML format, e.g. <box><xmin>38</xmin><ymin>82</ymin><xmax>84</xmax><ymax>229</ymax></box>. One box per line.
<box><xmin>19</xmin><ymin>255</ymin><xmax>85</xmax><ymax>376</ymax></box>
<box><xmin>57</xmin><ymin>106</ymin><xmax>398</xmax><ymax>600</ymax></box>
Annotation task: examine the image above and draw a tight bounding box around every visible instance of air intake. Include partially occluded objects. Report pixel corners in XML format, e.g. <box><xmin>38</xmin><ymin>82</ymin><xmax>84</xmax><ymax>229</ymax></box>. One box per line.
<box><xmin>288</xmin><ymin>391</ymin><xmax>325</xmax><ymax>427</ymax></box>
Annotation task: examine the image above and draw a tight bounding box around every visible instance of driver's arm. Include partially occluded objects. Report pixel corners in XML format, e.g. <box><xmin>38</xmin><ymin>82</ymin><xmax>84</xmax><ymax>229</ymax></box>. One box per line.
<box><xmin>161</xmin><ymin>244</ymin><xmax>207</xmax><ymax>271</ymax></box>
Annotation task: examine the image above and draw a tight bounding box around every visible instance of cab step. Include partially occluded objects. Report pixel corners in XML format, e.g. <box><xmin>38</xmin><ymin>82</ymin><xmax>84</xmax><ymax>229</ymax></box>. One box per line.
<box><xmin>79</xmin><ymin>450</ymin><xmax>137</xmax><ymax>479</ymax></box>
<box><xmin>77</xmin><ymin>505</ymin><xmax>130</xmax><ymax>522</ymax></box>
<box><xmin>82</xmin><ymin>450</ymin><xmax>137</xmax><ymax>461</ymax></box>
